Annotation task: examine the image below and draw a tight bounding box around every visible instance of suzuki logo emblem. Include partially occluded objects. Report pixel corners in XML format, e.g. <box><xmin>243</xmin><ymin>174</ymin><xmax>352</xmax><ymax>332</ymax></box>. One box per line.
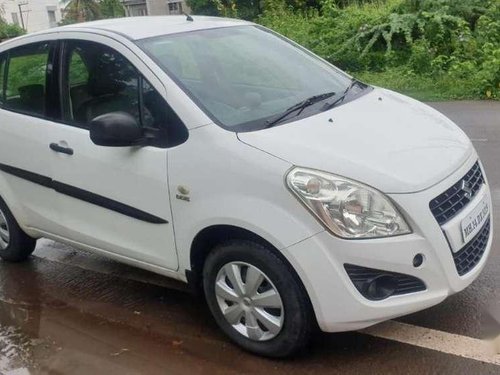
<box><xmin>461</xmin><ymin>180</ymin><xmax>473</xmax><ymax>199</ymax></box>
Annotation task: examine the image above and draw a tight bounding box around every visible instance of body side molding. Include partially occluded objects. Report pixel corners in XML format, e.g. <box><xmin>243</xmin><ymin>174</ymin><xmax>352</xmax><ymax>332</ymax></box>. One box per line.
<box><xmin>0</xmin><ymin>163</ymin><xmax>168</xmax><ymax>224</ymax></box>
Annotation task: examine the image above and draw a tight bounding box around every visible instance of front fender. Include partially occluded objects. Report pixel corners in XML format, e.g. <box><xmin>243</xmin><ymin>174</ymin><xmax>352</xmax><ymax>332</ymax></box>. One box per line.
<box><xmin>168</xmin><ymin>124</ymin><xmax>324</xmax><ymax>272</ymax></box>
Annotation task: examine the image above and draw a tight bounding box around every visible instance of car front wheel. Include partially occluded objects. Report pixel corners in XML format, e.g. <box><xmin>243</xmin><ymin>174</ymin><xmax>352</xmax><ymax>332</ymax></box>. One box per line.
<box><xmin>203</xmin><ymin>240</ymin><xmax>313</xmax><ymax>357</ymax></box>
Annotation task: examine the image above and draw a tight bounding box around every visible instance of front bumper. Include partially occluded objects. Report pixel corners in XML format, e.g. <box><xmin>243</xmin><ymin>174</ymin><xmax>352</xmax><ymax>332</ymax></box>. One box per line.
<box><xmin>283</xmin><ymin>153</ymin><xmax>493</xmax><ymax>332</ymax></box>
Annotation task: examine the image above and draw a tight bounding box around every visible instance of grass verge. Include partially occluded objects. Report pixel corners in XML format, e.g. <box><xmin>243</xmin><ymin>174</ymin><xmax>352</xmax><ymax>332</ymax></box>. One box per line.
<box><xmin>355</xmin><ymin>69</ymin><xmax>498</xmax><ymax>102</ymax></box>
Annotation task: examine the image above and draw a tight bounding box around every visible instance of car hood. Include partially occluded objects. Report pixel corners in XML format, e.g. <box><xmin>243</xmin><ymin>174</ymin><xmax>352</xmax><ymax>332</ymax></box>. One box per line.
<box><xmin>238</xmin><ymin>88</ymin><xmax>473</xmax><ymax>193</ymax></box>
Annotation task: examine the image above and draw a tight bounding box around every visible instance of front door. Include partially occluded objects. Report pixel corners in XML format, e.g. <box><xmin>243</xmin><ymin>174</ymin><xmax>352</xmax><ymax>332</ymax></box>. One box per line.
<box><xmin>47</xmin><ymin>37</ymin><xmax>180</xmax><ymax>270</ymax></box>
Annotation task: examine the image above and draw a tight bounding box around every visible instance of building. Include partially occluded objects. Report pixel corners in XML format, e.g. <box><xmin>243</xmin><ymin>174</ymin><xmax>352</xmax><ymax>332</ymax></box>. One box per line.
<box><xmin>122</xmin><ymin>0</ymin><xmax>190</xmax><ymax>17</ymax></box>
<box><xmin>0</xmin><ymin>0</ymin><xmax>61</xmax><ymax>33</ymax></box>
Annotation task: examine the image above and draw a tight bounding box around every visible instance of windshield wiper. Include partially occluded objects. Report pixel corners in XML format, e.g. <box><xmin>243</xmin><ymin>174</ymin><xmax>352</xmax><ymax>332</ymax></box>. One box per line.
<box><xmin>322</xmin><ymin>78</ymin><xmax>363</xmax><ymax>111</ymax></box>
<box><xmin>265</xmin><ymin>91</ymin><xmax>336</xmax><ymax>128</ymax></box>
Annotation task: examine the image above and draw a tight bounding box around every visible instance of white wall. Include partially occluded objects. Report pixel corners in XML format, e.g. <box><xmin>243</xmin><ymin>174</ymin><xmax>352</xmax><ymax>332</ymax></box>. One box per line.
<box><xmin>122</xmin><ymin>0</ymin><xmax>190</xmax><ymax>17</ymax></box>
<box><xmin>1</xmin><ymin>0</ymin><xmax>62</xmax><ymax>33</ymax></box>
<box><xmin>155</xmin><ymin>0</ymin><xmax>191</xmax><ymax>16</ymax></box>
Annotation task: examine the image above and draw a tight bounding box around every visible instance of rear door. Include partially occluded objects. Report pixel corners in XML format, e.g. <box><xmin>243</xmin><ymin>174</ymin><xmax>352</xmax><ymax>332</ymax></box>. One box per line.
<box><xmin>0</xmin><ymin>40</ymin><xmax>62</xmax><ymax>234</ymax></box>
<box><xmin>46</xmin><ymin>34</ymin><xmax>185</xmax><ymax>270</ymax></box>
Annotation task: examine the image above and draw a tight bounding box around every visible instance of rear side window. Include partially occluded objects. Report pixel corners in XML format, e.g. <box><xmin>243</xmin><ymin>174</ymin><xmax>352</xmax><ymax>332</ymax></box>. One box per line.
<box><xmin>3</xmin><ymin>42</ymin><xmax>50</xmax><ymax>117</ymax></box>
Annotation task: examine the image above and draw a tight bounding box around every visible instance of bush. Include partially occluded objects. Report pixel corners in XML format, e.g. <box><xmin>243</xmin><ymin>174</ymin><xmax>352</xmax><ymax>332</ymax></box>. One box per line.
<box><xmin>258</xmin><ymin>0</ymin><xmax>499</xmax><ymax>99</ymax></box>
<box><xmin>0</xmin><ymin>21</ymin><xmax>24</xmax><ymax>42</ymax></box>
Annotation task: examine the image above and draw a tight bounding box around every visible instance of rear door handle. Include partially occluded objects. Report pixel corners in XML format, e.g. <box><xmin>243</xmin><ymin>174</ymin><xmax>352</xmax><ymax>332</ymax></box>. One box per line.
<box><xmin>50</xmin><ymin>143</ymin><xmax>74</xmax><ymax>155</ymax></box>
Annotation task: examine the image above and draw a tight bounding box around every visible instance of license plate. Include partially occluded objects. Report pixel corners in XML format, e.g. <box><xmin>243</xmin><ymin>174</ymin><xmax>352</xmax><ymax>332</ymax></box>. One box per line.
<box><xmin>461</xmin><ymin>198</ymin><xmax>489</xmax><ymax>244</ymax></box>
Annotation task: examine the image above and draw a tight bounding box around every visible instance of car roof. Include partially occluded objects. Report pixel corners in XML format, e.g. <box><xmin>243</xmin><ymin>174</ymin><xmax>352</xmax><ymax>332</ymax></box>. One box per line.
<box><xmin>52</xmin><ymin>16</ymin><xmax>252</xmax><ymax>41</ymax></box>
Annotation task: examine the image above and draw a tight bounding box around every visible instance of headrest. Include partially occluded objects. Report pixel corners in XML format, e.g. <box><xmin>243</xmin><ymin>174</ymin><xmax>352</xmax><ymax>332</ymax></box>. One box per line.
<box><xmin>18</xmin><ymin>84</ymin><xmax>44</xmax><ymax>100</ymax></box>
<box><xmin>88</xmin><ymin>73</ymin><xmax>126</xmax><ymax>97</ymax></box>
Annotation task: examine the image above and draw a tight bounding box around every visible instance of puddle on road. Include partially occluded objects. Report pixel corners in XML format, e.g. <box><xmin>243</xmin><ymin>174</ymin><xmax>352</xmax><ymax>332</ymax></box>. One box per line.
<box><xmin>0</xmin><ymin>251</ymin><xmax>361</xmax><ymax>374</ymax></box>
<box><xmin>0</xmin><ymin>256</ymin><xmax>269</xmax><ymax>374</ymax></box>
<box><xmin>0</xmin><ymin>297</ymin><xmax>56</xmax><ymax>374</ymax></box>
<box><xmin>0</xmin><ymin>324</ymin><xmax>37</xmax><ymax>374</ymax></box>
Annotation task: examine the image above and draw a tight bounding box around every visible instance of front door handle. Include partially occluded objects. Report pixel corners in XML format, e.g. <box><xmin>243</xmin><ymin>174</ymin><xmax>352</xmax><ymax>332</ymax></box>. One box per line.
<box><xmin>50</xmin><ymin>143</ymin><xmax>74</xmax><ymax>155</ymax></box>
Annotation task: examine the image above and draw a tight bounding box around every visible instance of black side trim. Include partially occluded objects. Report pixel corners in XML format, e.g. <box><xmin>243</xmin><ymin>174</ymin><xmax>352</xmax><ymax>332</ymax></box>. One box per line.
<box><xmin>0</xmin><ymin>163</ymin><xmax>168</xmax><ymax>224</ymax></box>
<box><xmin>0</xmin><ymin>163</ymin><xmax>52</xmax><ymax>188</ymax></box>
<box><xmin>52</xmin><ymin>181</ymin><xmax>167</xmax><ymax>224</ymax></box>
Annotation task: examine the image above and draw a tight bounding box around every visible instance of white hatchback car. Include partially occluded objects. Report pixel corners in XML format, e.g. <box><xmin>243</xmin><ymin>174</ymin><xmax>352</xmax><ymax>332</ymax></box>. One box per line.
<box><xmin>0</xmin><ymin>16</ymin><xmax>493</xmax><ymax>357</ymax></box>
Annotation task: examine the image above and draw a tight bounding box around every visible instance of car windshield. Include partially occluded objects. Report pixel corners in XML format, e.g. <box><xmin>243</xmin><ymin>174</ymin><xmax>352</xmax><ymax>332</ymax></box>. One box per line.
<box><xmin>138</xmin><ymin>25</ymin><xmax>366</xmax><ymax>131</ymax></box>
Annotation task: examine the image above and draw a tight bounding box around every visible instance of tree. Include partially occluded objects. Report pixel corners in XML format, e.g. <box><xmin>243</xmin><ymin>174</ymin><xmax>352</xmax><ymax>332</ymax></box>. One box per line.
<box><xmin>186</xmin><ymin>0</ymin><xmax>220</xmax><ymax>17</ymax></box>
<box><xmin>61</xmin><ymin>0</ymin><xmax>102</xmax><ymax>24</ymax></box>
<box><xmin>0</xmin><ymin>21</ymin><xmax>25</xmax><ymax>41</ymax></box>
<box><xmin>100</xmin><ymin>0</ymin><xmax>125</xmax><ymax>19</ymax></box>
<box><xmin>187</xmin><ymin>0</ymin><xmax>263</xmax><ymax>20</ymax></box>
<box><xmin>61</xmin><ymin>0</ymin><xmax>125</xmax><ymax>24</ymax></box>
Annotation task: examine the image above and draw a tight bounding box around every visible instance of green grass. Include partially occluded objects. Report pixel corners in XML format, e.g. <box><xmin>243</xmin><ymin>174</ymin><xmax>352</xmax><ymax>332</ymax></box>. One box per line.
<box><xmin>354</xmin><ymin>69</ymin><xmax>496</xmax><ymax>102</ymax></box>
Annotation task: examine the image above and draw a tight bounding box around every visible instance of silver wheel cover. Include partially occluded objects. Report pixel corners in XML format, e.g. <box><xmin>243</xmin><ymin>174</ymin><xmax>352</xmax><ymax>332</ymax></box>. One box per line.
<box><xmin>215</xmin><ymin>261</ymin><xmax>284</xmax><ymax>341</ymax></box>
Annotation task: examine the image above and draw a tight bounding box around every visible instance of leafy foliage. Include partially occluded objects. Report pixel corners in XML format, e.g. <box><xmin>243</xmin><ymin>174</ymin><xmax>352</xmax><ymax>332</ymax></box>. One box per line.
<box><xmin>61</xmin><ymin>0</ymin><xmax>102</xmax><ymax>24</ymax></box>
<box><xmin>3</xmin><ymin>0</ymin><xmax>495</xmax><ymax>100</ymax></box>
<box><xmin>186</xmin><ymin>0</ymin><xmax>380</xmax><ymax>19</ymax></box>
<box><xmin>100</xmin><ymin>0</ymin><xmax>126</xmax><ymax>19</ymax></box>
<box><xmin>187</xmin><ymin>0</ymin><xmax>261</xmax><ymax>19</ymax></box>
<box><xmin>259</xmin><ymin>0</ymin><xmax>500</xmax><ymax>99</ymax></box>
<box><xmin>0</xmin><ymin>5</ymin><xmax>24</xmax><ymax>41</ymax></box>
<box><xmin>61</xmin><ymin>0</ymin><xmax>125</xmax><ymax>25</ymax></box>
<box><xmin>0</xmin><ymin>21</ymin><xmax>24</xmax><ymax>42</ymax></box>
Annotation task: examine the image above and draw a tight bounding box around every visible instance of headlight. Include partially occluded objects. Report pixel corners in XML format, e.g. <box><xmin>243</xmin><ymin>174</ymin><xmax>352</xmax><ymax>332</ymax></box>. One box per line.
<box><xmin>286</xmin><ymin>167</ymin><xmax>411</xmax><ymax>239</ymax></box>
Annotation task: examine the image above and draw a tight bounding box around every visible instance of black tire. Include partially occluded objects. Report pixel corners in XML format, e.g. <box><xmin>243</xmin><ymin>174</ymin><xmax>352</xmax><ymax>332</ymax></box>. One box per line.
<box><xmin>0</xmin><ymin>197</ymin><xmax>36</xmax><ymax>262</ymax></box>
<box><xmin>203</xmin><ymin>240</ymin><xmax>313</xmax><ymax>357</ymax></box>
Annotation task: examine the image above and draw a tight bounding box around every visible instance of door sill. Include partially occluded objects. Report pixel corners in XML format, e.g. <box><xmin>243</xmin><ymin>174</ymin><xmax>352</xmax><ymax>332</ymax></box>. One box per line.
<box><xmin>28</xmin><ymin>227</ymin><xmax>186</xmax><ymax>283</ymax></box>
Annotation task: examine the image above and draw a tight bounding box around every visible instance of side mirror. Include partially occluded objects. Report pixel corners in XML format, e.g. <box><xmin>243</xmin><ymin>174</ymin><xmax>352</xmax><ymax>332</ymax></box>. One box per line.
<box><xmin>90</xmin><ymin>112</ymin><xmax>143</xmax><ymax>147</ymax></box>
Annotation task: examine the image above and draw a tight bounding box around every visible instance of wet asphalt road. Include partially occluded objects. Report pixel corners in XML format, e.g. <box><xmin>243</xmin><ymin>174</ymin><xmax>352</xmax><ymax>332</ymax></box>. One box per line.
<box><xmin>0</xmin><ymin>101</ymin><xmax>499</xmax><ymax>374</ymax></box>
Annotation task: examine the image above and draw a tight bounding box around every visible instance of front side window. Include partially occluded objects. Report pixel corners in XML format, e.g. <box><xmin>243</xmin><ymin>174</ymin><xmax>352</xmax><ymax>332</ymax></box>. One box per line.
<box><xmin>61</xmin><ymin>40</ymin><xmax>188</xmax><ymax>147</ymax></box>
<box><xmin>62</xmin><ymin>40</ymin><xmax>141</xmax><ymax>126</ymax></box>
<box><xmin>3</xmin><ymin>42</ymin><xmax>50</xmax><ymax>117</ymax></box>
<box><xmin>139</xmin><ymin>26</ymin><xmax>365</xmax><ymax>131</ymax></box>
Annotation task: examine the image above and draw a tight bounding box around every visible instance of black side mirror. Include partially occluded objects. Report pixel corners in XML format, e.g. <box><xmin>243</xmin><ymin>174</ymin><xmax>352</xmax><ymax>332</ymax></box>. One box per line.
<box><xmin>90</xmin><ymin>112</ymin><xmax>143</xmax><ymax>147</ymax></box>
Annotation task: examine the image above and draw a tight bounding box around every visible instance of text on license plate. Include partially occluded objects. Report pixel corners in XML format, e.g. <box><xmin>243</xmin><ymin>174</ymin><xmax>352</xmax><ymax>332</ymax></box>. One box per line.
<box><xmin>461</xmin><ymin>198</ymin><xmax>489</xmax><ymax>244</ymax></box>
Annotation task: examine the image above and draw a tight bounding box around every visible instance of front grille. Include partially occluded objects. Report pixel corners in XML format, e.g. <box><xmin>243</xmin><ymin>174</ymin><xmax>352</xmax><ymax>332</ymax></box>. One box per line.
<box><xmin>344</xmin><ymin>264</ymin><xmax>426</xmax><ymax>300</ymax></box>
<box><xmin>453</xmin><ymin>218</ymin><xmax>490</xmax><ymax>276</ymax></box>
<box><xmin>430</xmin><ymin>162</ymin><xmax>484</xmax><ymax>225</ymax></box>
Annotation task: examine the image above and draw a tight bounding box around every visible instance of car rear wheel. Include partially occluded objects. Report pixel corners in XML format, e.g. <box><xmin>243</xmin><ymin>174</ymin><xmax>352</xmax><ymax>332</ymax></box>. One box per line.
<box><xmin>203</xmin><ymin>240</ymin><xmax>313</xmax><ymax>357</ymax></box>
<box><xmin>0</xmin><ymin>197</ymin><xmax>36</xmax><ymax>262</ymax></box>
